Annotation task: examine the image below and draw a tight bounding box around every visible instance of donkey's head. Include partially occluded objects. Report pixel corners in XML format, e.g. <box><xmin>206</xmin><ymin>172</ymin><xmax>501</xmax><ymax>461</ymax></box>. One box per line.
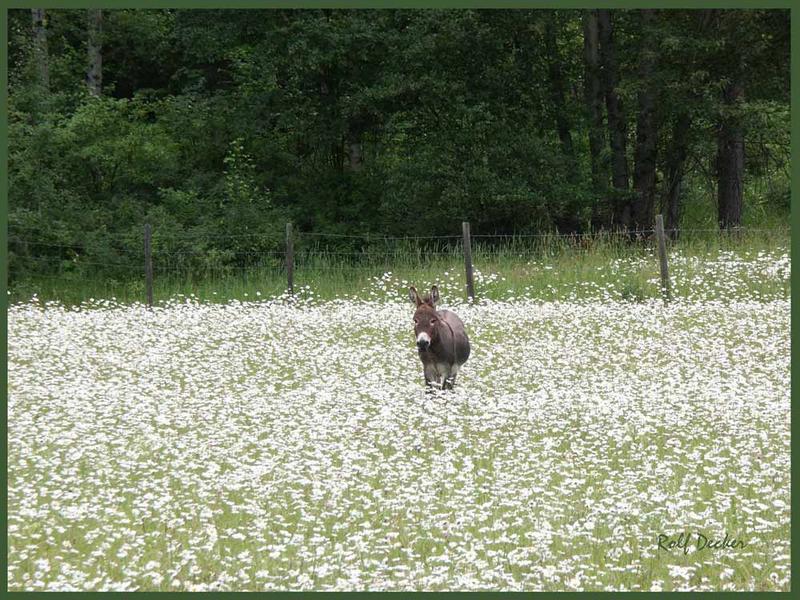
<box><xmin>408</xmin><ymin>285</ymin><xmax>441</xmax><ymax>351</ymax></box>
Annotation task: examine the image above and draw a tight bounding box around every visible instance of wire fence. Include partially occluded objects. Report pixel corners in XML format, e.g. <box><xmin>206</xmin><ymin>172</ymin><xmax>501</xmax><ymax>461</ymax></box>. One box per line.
<box><xmin>7</xmin><ymin>222</ymin><xmax>790</xmax><ymax>304</ymax></box>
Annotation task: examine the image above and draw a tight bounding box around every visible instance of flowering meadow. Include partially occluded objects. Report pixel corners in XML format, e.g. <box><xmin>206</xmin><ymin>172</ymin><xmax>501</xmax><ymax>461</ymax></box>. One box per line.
<box><xmin>8</xmin><ymin>249</ymin><xmax>790</xmax><ymax>591</ymax></box>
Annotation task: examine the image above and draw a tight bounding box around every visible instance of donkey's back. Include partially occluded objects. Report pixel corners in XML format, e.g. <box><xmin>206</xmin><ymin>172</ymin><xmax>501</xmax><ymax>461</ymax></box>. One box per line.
<box><xmin>439</xmin><ymin>309</ymin><xmax>470</xmax><ymax>366</ymax></box>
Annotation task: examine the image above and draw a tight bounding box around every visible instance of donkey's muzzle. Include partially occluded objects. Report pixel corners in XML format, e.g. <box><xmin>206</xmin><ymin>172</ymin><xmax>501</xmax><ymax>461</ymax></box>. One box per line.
<box><xmin>417</xmin><ymin>339</ymin><xmax>430</xmax><ymax>351</ymax></box>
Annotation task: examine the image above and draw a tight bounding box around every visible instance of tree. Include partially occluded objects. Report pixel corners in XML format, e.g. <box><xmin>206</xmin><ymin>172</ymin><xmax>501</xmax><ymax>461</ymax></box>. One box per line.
<box><xmin>582</xmin><ymin>10</ymin><xmax>605</xmax><ymax>194</ymax></box>
<box><xmin>87</xmin><ymin>9</ymin><xmax>103</xmax><ymax>96</ymax></box>
<box><xmin>544</xmin><ymin>12</ymin><xmax>574</xmax><ymax>165</ymax></box>
<box><xmin>717</xmin><ymin>79</ymin><xmax>744</xmax><ymax>229</ymax></box>
<box><xmin>30</xmin><ymin>9</ymin><xmax>49</xmax><ymax>90</ymax></box>
<box><xmin>694</xmin><ymin>9</ymin><xmax>788</xmax><ymax>230</ymax></box>
<box><xmin>597</xmin><ymin>9</ymin><xmax>629</xmax><ymax>228</ymax></box>
<box><xmin>631</xmin><ymin>9</ymin><xmax>659</xmax><ymax>230</ymax></box>
<box><xmin>662</xmin><ymin>111</ymin><xmax>691</xmax><ymax>237</ymax></box>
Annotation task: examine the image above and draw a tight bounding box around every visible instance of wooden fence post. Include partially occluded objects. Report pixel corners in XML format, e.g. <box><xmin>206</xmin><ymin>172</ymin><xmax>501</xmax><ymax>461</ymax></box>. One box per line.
<box><xmin>462</xmin><ymin>221</ymin><xmax>475</xmax><ymax>302</ymax></box>
<box><xmin>286</xmin><ymin>222</ymin><xmax>294</xmax><ymax>295</ymax></box>
<box><xmin>144</xmin><ymin>223</ymin><xmax>153</xmax><ymax>308</ymax></box>
<box><xmin>655</xmin><ymin>214</ymin><xmax>671</xmax><ymax>302</ymax></box>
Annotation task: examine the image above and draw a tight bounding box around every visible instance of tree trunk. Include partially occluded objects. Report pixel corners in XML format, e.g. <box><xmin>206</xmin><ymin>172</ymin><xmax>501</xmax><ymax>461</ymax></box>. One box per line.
<box><xmin>545</xmin><ymin>15</ymin><xmax>574</xmax><ymax>166</ymax></box>
<box><xmin>31</xmin><ymin>9</ymin><xmax>49</xmax><ymax>91</ymax></box>
<box><xmin>582</xmin><ymin>10</ymin><xmax>606</xmax><ymax>193</ymax></box>
<box><xmin>346</xmin><ymin>138</ymin><xmax>363</xmax><ymax>171</ymax></box>
<box><xmin>87</xmin><ymin>9</ymin><xmax>103</xmax><ymax>97</ymax></box>
<box><xmin>717</xmin><ymin>82</ymin><xmax>744</xmax><ymax>229</ymax></box>
<box><xmin>344</xmin><ymin>112</ymin><xmax>363</xmax><ymax>171</ymax></box>
<box><xmin>597</xmin><ymin>9</ymin><xmax>630</xmax><ymax>226</ymax></box>
<box><xmin>632</xmin><ymin>10</ymin><xmax>658</xmax><ymax>231</ymax></box>
<box><xmin>663</xmin><ymin>111</ymin><xmax>691</xmax><ymax>239</ymax></box>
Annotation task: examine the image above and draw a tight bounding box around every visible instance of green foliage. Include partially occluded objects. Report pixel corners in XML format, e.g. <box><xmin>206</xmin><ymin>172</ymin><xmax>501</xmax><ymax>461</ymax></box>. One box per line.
<box><xmin>7</xmin><ymin>8</ymin><xmax>790</xmax><ymax>287</ymax></box>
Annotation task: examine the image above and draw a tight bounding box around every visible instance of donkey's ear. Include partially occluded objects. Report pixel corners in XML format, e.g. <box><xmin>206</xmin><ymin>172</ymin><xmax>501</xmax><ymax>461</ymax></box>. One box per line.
<box><xmin>430</xmin><ymin>285</ymin><xmax>440</xmax><ymax>307</ymax></box>
<box><xmin>408</xmin><ymin>286</ymin><xmax>422</xmax><ymax>306</ymax></box>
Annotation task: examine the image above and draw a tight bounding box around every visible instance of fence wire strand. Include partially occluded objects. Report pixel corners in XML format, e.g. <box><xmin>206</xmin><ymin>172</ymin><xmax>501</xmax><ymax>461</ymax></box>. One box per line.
<box><xmin>10</xmin><ymin>225</ymin><xmax>787</xmax><ymax>245</ymax></box>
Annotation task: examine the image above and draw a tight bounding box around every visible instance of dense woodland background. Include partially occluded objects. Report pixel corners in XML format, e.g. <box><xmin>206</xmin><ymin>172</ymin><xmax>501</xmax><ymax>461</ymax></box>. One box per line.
<box><xmin>7</xmin><ymin>9</ymin><xmax>790</xmax><ymax>282</ymax></box>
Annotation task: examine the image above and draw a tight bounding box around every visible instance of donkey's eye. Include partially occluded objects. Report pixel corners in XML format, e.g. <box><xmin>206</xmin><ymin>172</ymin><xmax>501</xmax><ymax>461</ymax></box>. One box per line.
<box><xmin>430</xmin><ymin>318</ymin><xmax>437</xmax><ymax>325</ymax></box>
<box><xmin>413</xmin><ymin>318</ymin><xmax>418</xmax><ymax>325</ymax></box>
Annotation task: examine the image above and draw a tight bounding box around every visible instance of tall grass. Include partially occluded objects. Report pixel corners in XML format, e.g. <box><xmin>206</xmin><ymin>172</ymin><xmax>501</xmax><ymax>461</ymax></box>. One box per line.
<box><xmin>8</xmin><ymin>227</ymin><xmax>789</xmax><ymax>306</ymax></box>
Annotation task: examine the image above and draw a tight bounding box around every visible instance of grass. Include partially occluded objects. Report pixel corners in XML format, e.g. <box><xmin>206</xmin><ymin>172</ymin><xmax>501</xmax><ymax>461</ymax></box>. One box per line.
<box><xmin>8</xmin><ymin>227</ymin><xmax>790</xmax><ymax>306</ymax></box>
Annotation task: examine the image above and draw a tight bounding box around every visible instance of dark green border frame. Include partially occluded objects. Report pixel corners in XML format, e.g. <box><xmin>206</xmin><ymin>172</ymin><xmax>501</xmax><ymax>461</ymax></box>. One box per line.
<box><xmin>1</xmin><ymin>1</ymin><xmax>798</xmax><ymax>7</ymax></box>
<box><xmin>1</xmin><ymin>1</ymin><xmax>794</xmax><ymax>597</ymax></box>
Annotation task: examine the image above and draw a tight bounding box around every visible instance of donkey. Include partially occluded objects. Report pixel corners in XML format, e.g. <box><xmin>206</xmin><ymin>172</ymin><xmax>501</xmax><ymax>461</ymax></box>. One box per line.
<box><xmin>408</xmin><ymin>285</ymin><xmax>470</xmax><ymax>390</ymax></box>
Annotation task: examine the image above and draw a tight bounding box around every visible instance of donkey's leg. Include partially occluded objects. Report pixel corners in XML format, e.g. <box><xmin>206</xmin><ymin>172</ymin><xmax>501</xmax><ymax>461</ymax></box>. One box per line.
<box><xmin>423</xmin><ymin>363</ymin><xmax>438</xmax><ymax>393</ymax></box>
<box><xmin>444</xmin><ymin>364</ymin><xmax>459</xmax><ymax>390</ymax></box>
<box><xmin>442</xmin><ymin>371</ymin><xmax>453</xmax><ymax>390</ymax></box>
